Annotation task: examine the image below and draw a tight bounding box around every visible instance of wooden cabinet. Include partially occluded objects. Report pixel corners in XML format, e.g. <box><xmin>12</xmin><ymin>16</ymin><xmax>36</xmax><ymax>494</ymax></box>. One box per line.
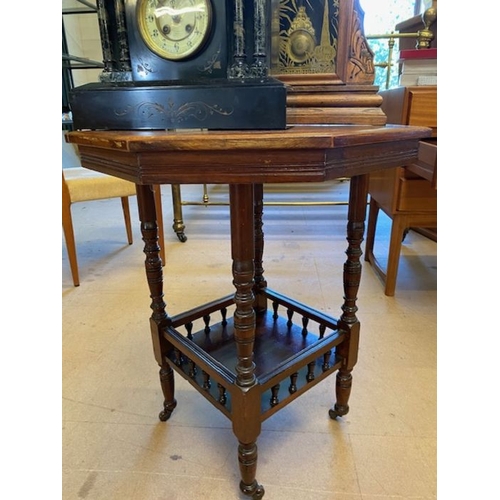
<box><xmin>380</xmin><ymin>86</ymin><xmax>437</xmax><ymax>135</ymax></box>
<box><xmin>365</xmin><ymin>86</ymin><xmax>437</xmax><ymax>296</ymax></box>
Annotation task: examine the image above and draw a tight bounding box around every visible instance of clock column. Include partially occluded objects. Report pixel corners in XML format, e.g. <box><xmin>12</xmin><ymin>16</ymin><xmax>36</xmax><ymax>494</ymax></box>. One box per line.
<box><xmin>96</xmin><ymin>0</ymin><xmax>132</xmax><ymax>82</ymax></box>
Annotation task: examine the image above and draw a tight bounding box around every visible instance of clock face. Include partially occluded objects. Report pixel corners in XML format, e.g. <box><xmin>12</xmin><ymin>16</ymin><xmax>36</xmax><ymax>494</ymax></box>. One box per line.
<box><xmin>137</xmin><ymin>0</ymin><xmax>213</xmax><ymax>61</ymax></box>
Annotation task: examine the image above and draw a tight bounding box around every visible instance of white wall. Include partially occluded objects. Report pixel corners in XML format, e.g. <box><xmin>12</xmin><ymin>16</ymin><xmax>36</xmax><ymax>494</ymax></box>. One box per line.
<box><xmin>63</xmin><ymin>0</ymin><xmax>103</xmax><ymax>87</ymax></box>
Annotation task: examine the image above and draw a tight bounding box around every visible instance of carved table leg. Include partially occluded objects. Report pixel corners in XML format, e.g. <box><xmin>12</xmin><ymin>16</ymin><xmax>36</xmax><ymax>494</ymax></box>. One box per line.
<box><xmin>136</xmin><ymin>184</ymin><xmax>177</xmax><ymax>421</ymax></box>
<box><xmin>158</xmin><ymin>362</ymin><xmax>177</xmax><ymax>421</ymax></box>
<box><xmin>171</xmin><ymin>184</ymin><xmax>187</xmax><ymax>242</ymax></box>
<box><xmin>329</xmin><ymin>174</ymin><xmax>368</xmax><ymax>419</ymax></box>
<box><xmin>230</xmin><ymin>184</ymin><xmax>257</xmax><ymax>389</ymax></box>
<box><xmin>229</xmin><ymin>184</ymin><xmax>264</xmax><ymax>498</ymax></box>
<box><xmin>238</xmin><ymin>442</ymin><xmax>265</xmax><ymax>499</ymax></box>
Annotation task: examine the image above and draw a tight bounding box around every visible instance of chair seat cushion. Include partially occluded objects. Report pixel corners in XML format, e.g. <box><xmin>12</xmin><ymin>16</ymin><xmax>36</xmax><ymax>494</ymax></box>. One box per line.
<box><xmin>64</xmin><ymin>167</ymin><xmax>136</xmax><ymax>202</ymax></box>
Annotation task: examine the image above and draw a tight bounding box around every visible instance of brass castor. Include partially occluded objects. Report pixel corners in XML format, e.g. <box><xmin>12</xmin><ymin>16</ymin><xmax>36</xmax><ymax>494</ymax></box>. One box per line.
<box><xmin>176</xmin><ymin>232</ymin><xmax>187</xmax><ymax>243</ymax></box>
<box><xmin>158</xmin><ymin>400</ymin><xmax>177</xmax><ymax>421</ymax></box>
<box><xmin>329</xmin><ymin>403</ymin><xmax>349</xmax><ymax>420</ymax></box>
<box><xmin>240</xmin><ymin>481</ymin><xmax>265</xmax><ymax>499</ymax></box>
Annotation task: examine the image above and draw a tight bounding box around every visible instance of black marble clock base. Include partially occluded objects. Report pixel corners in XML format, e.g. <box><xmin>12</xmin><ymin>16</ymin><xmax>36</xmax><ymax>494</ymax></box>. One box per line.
<box><xmin>70</xmin><ymin>79</ymin><xmax>287</xmax><ymax>131</ymax></box>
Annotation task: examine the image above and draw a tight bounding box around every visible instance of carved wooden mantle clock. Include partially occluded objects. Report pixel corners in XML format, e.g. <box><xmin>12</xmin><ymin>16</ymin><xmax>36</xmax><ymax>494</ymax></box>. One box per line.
<box><xmin>269</xmin><ymin>0</ymin><xmax>384</xmax><ymax>126</ymax></box>
<box><xmin>69</xmin><ymin>0</ymin><xmax>383</xmax><ymax>131</ymax></box>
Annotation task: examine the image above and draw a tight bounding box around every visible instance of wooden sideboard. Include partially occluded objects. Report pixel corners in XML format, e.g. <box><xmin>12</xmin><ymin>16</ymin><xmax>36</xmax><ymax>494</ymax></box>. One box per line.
<box><xmin>365</xmin><ymin>85</ymin><xmax>437</xmax><ymax>296</ymax></box>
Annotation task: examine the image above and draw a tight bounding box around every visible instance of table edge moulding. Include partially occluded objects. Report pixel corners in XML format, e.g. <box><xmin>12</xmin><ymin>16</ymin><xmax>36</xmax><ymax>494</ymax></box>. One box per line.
<box><xmin>66</xmin><ymin>123</ymin><xmax>431</xmax><ymax>499</ymax></box>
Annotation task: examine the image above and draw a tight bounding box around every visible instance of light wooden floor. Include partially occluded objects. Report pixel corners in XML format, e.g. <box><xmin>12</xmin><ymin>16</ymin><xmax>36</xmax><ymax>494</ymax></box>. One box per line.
<box><xmin>62</xmin><ymin>181</ymin><xmax>437</xmax><ymax>499</ymax></box>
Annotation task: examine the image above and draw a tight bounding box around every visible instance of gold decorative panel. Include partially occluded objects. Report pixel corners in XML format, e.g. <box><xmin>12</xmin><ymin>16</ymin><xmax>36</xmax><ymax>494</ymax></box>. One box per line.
<box><xmin>271</xmin><ymin>0</ymin><xmax>339</xmax><ymax>75</ymax></box>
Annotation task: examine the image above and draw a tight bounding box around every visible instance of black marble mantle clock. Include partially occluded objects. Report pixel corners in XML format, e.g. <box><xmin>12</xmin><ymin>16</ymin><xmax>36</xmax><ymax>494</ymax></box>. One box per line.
<box><xmin>70</xmin><ymin>0</ymin><xmax>287</xmax><ymax>130</ymax></box>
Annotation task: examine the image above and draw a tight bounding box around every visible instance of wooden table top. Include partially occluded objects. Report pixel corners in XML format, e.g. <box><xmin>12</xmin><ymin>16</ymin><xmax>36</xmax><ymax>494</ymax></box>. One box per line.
<box><xmin>66</xmin><ymin>124</ymin><xmax>431</xmax><ymax>185</ymax></box>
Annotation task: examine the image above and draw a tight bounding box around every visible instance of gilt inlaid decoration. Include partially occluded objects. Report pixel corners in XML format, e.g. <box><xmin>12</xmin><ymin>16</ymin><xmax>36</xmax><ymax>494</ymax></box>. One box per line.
<box><xmin>115</xmin><ymin>100</ymin><xmax>234</xmax><ymax>125</ymax></box>
<box><xmin>271</xmin><ymin>0</ymin><xmax>339</xmax><ymax>75</ymax></box>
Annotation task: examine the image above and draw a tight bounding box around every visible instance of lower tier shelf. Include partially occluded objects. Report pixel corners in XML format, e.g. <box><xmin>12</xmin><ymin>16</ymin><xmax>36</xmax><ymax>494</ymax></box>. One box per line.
<box><xmin>162</xmin><ymin>290</ymin><xmax>347</xmax><ymax>420</ymax></box>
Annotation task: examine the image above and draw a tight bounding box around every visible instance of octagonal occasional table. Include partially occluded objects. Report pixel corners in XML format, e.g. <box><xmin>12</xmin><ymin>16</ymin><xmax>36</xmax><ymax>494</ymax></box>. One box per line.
<box><xmin>66</xmin><ymin>124</ymin><xmax>430</xmax><ymax>499</ymax></box>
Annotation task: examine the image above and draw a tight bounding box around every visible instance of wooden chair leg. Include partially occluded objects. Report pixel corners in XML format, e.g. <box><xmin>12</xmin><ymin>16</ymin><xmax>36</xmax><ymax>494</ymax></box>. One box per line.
<box><xmin>120</xmin><ymin>196</ymin><xmax>133</xmax><ymax>245</ymax></box>
<box><xmin>364</xmin><ymin>197</ymin><xmax>379</xmax><ymax>262</ymax></box>
<box><xmin>62</xmin><ymin>201</ymin><xmax>80</xmax><ymax>287</ymax></box>
<box><xmin>153</xmin><ymin>185</ymin><xmax>166</xmax><ymax>265</ymax></box>
<box><xmin>385</xmin><ymin>215</ymin><xmax>408</xmax><ymax>296</ymax></box>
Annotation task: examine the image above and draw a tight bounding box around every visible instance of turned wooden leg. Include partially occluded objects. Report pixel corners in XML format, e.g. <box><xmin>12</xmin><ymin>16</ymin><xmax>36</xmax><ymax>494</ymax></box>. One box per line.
<box><xmin>229</xmin><ymin>184</ymin><xmax>264</xmax><ymax>498</ymax></box>
<box><xmin>238</xmin><ymin>442</ymin><xmax>265</xmax><ymax>499</ymax></box>
<box><xmin>330</xmin><ymin>174</ymin><xmax>367</xmax><ymax>419</ymax></box>
<box><xmin>136</xmin><ymin>184</ymin><xmax>177</xmax><ymax>420</ymax></box>
<box><xmin>230</xmin><ymin>184</ymin><xmax>257</xmax><ymax>389</ymax></box>
<box><xmin>329</xmin><ymin>365</ymin><xmax>354</xmax><ymax>419</ymax></box>
<box><xmin>158</xmin><ymin>362</ymin><xmax>177</xmax><ymax>421</ymax></box>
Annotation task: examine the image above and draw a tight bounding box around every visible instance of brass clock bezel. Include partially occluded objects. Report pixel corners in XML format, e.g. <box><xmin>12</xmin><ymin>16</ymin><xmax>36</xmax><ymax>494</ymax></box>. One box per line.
<box><xmin>136</xmin><ymin>0</ymin><xmax>213</xmax><ymax>61</ymax></box>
